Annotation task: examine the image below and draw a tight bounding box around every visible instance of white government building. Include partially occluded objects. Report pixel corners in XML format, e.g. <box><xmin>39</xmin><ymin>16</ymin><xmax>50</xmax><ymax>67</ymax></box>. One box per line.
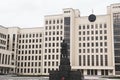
<box><xmin>0</xmin><ymin>3</ymin><xmax>120</xmax><ymax>78</ymax></box>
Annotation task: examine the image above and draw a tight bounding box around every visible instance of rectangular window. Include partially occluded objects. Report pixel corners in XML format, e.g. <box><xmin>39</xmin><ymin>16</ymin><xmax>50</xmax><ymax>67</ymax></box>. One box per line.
<box><xmin>87</xmin><ymin>55</ymin><xmax>90</xmax><ymax>66</ymax></box>
<box><xmin>79</xmin><ymin>55</ymin><xmax>81</xmax><ymax>66</ymax></box>
<box><xmin>105</xmin><ymin>55</ymin><xmax>108</xmax><ymax>66</ymax></box>
<box><xmin>92</xmin><ymin>55</ymin><xmax>94</xmax><ymax>66</ymax></box>
<box><xmin>83</xmin><ymin>55</ymin><xmax>86</xmax><ymax>66</ymax></box>
<box><xmin>96</xmin><ymin>55</ymin><xmax>99</xmax><ymax>66</ymax></box>
<box><xmin>100</xmin><ymin>55</ymin><xmax>103</xmax><ymax>66</ymax></box>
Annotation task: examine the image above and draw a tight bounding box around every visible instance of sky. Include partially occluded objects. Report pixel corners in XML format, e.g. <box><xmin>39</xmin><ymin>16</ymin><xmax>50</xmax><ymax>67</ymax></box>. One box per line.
<box><xmin>0</xmin><ymin>0</ymin><xmax>119</xmax><ymax>28</ymax></box>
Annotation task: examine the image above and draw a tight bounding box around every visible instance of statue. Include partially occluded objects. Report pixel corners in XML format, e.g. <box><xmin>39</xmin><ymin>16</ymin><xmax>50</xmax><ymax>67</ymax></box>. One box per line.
<box><xmin>49</xmin><ymin>40</ymin><xmax>84</xmax><ymax>80</ymax></box>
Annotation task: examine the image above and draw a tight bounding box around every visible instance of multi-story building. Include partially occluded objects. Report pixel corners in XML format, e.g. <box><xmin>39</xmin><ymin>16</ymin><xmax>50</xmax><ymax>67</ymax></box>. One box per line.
<box><xmin>0</xmin><ymin>25</ymin><xmax>15</xmax><ymax>74</ymax></box>
<box><xmin>0</xmin><ymin>3</ymin><xmax>120</xmax><ymax>78</ymax></box>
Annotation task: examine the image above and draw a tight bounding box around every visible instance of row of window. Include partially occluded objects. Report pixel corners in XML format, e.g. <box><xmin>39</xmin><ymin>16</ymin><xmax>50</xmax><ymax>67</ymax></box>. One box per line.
<box><xmin>0</xmin><ymin>40</ymin><xmax>6</xmax><ymax>45</ymax></box>
<box><xmin>19</xmin><ymin>39</ymin><xmax>42</xmax><ymax>43</ymax></box>
<box><xmin>44</xmin><ymin>61</ymin><xmax>59</xmax><ymax>66</ymax></box>
<box><xmin>79</xmin><ymin>36</ymin><xmax>107</xmax><ymax>41</ymax></box>
<box><xmin>45</xmin><ymin>49</ymin><xmax>60</xmax><ymax>53</ymax></box>
<box><xmin>18</xmin><ymin>44</ymin><xmax>42</xmax><ymax>49</ymax></box>
<box><xmin>45</xmin><ymin>31</ymin><xmax>63</xmax><ymax>35</ymax></box>
<box><xmin>17</xmin><ymin>68</ymin><xmax>41</xmax><ymax>74</ymax></box>
<box><xmin>79</xmin><ymin>30</ymin><xmax>107</xmax><ymax>35</ymax></box>
<box><xmin>18</xmin><ymin>50</ymin><xmax>42</xmax><ymax>54</ymax></box>
<box><xmin>79</xmin><ymin>24</ymin><xmax>107</xmax><ymax>29</ymax></box>
<box><xmin>44</xmin><ymin>68</ymin><xmax>58</xmax><ymax>73</ymax></box>
<box><xmin>45</xmin><ymin>43</ymin><xmax>60</xmax><ymax>47</ymax></box>
<box><xmin>79</xmin><ymin>55</ymin><xmax>108</xmax><ymax>66</ymax></box>
<box><xmin>79</xmin><ymin>48</ymin><xmax>108</xmax><ymax>53</ymax></box>
<box><xmin>0</xmin><ymin>46</ymin><xmax>5</xmax><ymax>50</ymax></box>
<box><xmin>45</xmin><ymin>25</ymin><xmax>63</xmax><ymax>30</ymax></box>
<box><xmin>18</xmin><ymin>56</ymin><xmax>41</xmax><ymax>61</ymax></box>
<box><xmin>0</xmin><ymin>53</ymin><xmax>10</xmax><ymax>65</ymax></box>
<box><xmin>0</xmin><ymin>33</ymin><xmax>6</xmax><ymax>39</ymax></box>
<box><xmin>44</xmin><ymin>55</ymin><xmax>59</xmax><ymax>60</ymax></box>
<box><xmin>86</xmin><ymin>69</ymin><xmax>108</xmax><ymax>75</ymax></box>
<box><xmin>45</xmin><ymin>37</ymin><xmax>62</xmax><ymax>41</ymax></box>
<box><xmin>79</xmin><ymin>42</ymin><xmax>107</xmax><ymax>47</ymax></box>
<box><xmin>45</xmin><ymin>19</ymin><xmax>63</xmax><ymax>24</ymax></box>
<box><xmin>18</xmin><ymin>62</ymin><xmax>41</xmax><ymax>67</ymax></box>
<box><xmin>19</xmin><ymin>33</ymin><xmax>42</xmax><ymax>38</ymax></box>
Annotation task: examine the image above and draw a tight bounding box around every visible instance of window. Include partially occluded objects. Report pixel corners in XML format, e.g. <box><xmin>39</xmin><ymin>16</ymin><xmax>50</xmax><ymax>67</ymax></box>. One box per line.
<box><xmin>44</xmin><ymin>62</ymin><xmax>47</xmax><ymax>66</ymax></box>
<box><xmin>44</xmin><ymin>69</ymin><xmax>46</xmax><ymax>73</ymax></box>
<box><xmin>57</xmin><ymin>20</ymin><xmax>59</xmax><ymax>24</ymax></box>
<box><xmin>96</xmin><ymin>36</ymin><xmax>98</xmax><ymax>40</ymax></box>
<box><xmin>100</xmin><ymin>24</ymin><xmax>102</xmax><ymax>28</ymax></box>
<box><xmin>104</xmin><ymin>36</ymin><xmax>107</xmax><ymax>40</ymax></box>
<box><xmin>53</xmin><ymin>20</ymin><xmax>55</xmax><ymax>24</ymax></box>
<box><xmin>104</xmin><ymin>30</ymin><xmax>107</xmax><ymax>34</ymax></box>
<box><xmin>83</xmin><ymin>31</ymin><xmax>85</xmax><ymax>35</ymax></box>
<box><xmin>105</xmin><ymin>48</ymin><xmax>107</xmax><ymax>53</ymax></box>
<box><xmin>61</xmin><ymin>19</ymin><xmax>63</xmax><ymax>24</ymax></box>
<box><xmin>104</xmin><ymin>42</ymin><xmax>107</xmax><ymax>46</ymax></box>
<box><xmin>91</xmin><ymin>43</ymin><xmax>94</xmax><ymax>47</ymax></box>
<box><xmin>56</xmin><ymin>55</ymin><xmax>59</xmax><ymax>59</ymax></box>
<box><xmin>83</xmin><ymin>55</ymin><xmax>86</xmax><ymax>66</ymax></box>
<box><xmin>100</xmin><ymin>48</ymin><xmax>103</xmax><ymax>53</ymax></box>
<box><xmin>83</xmin><ymin>25</ymin><xmax>85</xmax><ymax>29</ymax></box>
<box><xmin>49</xmin><ymin>20</ymin><xmax>51</xmax><ymax>24</ymax></box>
<box><xmin>87</xmin><ymin>25</ymin><xmax>89</xmax><ymax>29</ymax></box>
<box><xmin>49</xmin><ymin>26</ymin><xmax>51</xmax><ymax>30</ymax></box>
<box><xmin>91</xmin><ymin>25</ymin><xmax>94</xmax><ymax>29</ymax></box>
<box><xmin>48</xmin><ymin>55</ymin><xmax>51</xmax><ymax>59</ymax></box>
<box><xmin>79</xmin><ymin>37</ymin><xmax>81</xmax><ymax>41</ymax></box>
<box><xmin>91</xmin><ymin>31</ymin><xmax>94</xmax><ymax>34</ymax></box>
<box><xmin>95</xmin><ymin>31</ymin><xmax>98</xmax><ymax>34</ymax></box>
<box><xmin>52</xmin><ymin>55</ymin><xmax>54</xmax><ymax>59</ymax></box>
<box><xmin>61</xmin><ymin>25</ymin><xmax>63</xmax><ymax>29</ymax></box>
<box><xmin>79</xmin><ymin>49</ymin><xmax>81</xmax><ymax>53</ymax></box>
<box><xmin>83</xmin><ymin>43</ymin><xmax>85</xmax><ymax>47</ymax></box>
<box><xmin>46</xmin><ymin>21</ymin><xmax>48</xmax><ymax>24</ymax></box>
<box><xmin>79</xmin><ymin>25</ymin><xmax>81</xmax><ymax>29</ymax></box>
<box><xmin>101</xmin><ymin>70</ymin><xmax>104</xmax><ymax>75</ymax></box>
<box><xmin>79</xmin><ymin>32</ymin><xmax>81</xmax><ymax>35</ymax></box>
<box><xmin>100</xmin><ymin>55</ymin><xmax>103</xmax><ymax>66</ymax></box>
<box><xmin>100</xmin><ymin>42</ymin><xmax>103</xmax><ymax>46</ymax></box>
<box><xmin>52</xmin><ymin>49</ymin><xmax>55</xmax><ymax>53</ymax></box>
<box><xmin>87</xmin><ymin>55</ymin><xmax>90</xmax><ymax>66</ymax></box>
<box><xmin>100</xmin><ymin>36</ymin><xmax>102</xmax><ymax>40</ymax></box>
<box><xmin>52</xmin><ymin>62</ymin><xmax>54</xmax><ymax>66</ymax></box>
<box><xmin>79</xmin><ymin>55</ymin><xmax>81</xmax><ymax>66</ymax></box>
<box><xmin>92</xmin><ymin>55</ymin><xmax>94</xmax><ymax>66</ymax></box>
<box><xmin>100</xmin><ymin>30</ymin><xmax>102</xmax><ymax>34</ymax></box>
<box><xmin>79</xmin><ymin>43</ymin><xmax>81</xmax><ymax>47</ymax></box>
<box><xmin>49</xmin><ymin>32</ymin><xmax>51</xmax><ymax>35</ymax></box>
<box><xmin>35</xmin><ymin>56</ymin><xmax>37</xmax><ymax>60</ymax></box>
<box><xmin>104</xmin><ymin>24</ymin><xmax>107</xmax><ymax>28</ymax></box>
<box><xmin>96</xmin><ymin>55</ymin><xmax>99</xmax><ymax>66</ymax></box>
<box><xmin>44</xmin><ymin>55</ymin><xmax>47</xmax><ymax>59</ymax></box>
<box><xmin>48</xmin><ymin>61</ymin><xmax>50</xmax><ymax>66</ymax></box>
<box><xmin>105</xmin><ymin>55</ymin><xmax>108</xmax><ymax>66</ymax></box>
<box><xmin>56</xmin><ymin>43</ymin><xmax>59</xmax><ymax>47</ymax></box>
<box><xmin>96</xmin><ymin>43</ymin><xmax>98</xmax><ymax>46</ymax></box>
<box><xmin>32</xmin><ymin>56</ymin><xmax>34</xmax><ymax>60</ymax></box>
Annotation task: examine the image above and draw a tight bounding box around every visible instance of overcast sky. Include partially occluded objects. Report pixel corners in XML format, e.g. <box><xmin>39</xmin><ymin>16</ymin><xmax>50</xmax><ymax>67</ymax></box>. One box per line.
<box><xmin>0</xmin><ymin>0</ymin><xmax>119</xmax><ymax>28</ymax></box>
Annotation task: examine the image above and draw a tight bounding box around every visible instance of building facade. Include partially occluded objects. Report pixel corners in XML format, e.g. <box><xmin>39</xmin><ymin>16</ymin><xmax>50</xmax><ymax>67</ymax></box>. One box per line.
<box><xmin>0</xmin><ymin>3</ymin><xmax>120</xmax><ymax>77</ymax></box>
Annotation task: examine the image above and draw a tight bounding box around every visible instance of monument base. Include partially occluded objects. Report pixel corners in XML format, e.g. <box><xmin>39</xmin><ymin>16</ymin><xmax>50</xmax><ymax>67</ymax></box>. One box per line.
<box><xmin>49</xmin><ymin>70</ymin><xmax>84</xmax><ymax>80</ymax></box>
